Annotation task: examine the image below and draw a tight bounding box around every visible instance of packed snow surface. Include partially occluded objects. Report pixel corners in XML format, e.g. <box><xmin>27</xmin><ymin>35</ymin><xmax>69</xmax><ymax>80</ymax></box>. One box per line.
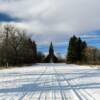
<box><xmin>0</xmin><ymin>63</ymin><xmax>100</xmax><ymax>100</ymax></box>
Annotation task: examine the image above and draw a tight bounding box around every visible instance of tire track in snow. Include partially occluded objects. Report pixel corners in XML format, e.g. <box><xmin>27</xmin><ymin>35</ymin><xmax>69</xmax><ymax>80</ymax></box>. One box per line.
<box><xmin>28</xmin><ymin>66</ymin><xmax>48</xmax><ymax>100</ymax></box>
<box><xmin>53</xmin><ymin>67</ymin><xmax>66</xmax><ymax>100</ymax></box>
<box><xmin>0</xmin><ymin>66</ymin><xmax>47</xmax><ymax>100</ymax></box>
<box><xmin>52</xmin><ymin>74</ymin><xmax>56</xmax><ymax>100</ymax></box>
<box><xmin>71</xmin><ymin>79</ymin><xmax>96</xmax><ymax>100</ymax></box>
<box><xmin>59</xmin><ymin>70</ymin><xmax>96</xmax><ymax>100</ymax></box>
<box><xmin>63</xmin><ymin>72</ymin><xmax>96</xmax><ymax>100</ymax></box>
<box><xmin>53</xmin><ymin>67</ymin><xmax>82</xmax><ymax>100</ymax></box>
<box><xmin>18</xmin><ymin>66</ymin><xmax>47</xmax><ymax>100</ymax></box>
<box><xmin>37</xmin><ymin>67</ymin><xmax>54</xmax><ymax>100</ymax></box>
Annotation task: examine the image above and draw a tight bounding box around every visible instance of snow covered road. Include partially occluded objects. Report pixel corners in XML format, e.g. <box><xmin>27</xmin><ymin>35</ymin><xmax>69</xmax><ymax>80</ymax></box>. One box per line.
<box><xmin>0</xmin><ymin>64</ymin><xmax>100</xmax><ymax>100</ymax></box>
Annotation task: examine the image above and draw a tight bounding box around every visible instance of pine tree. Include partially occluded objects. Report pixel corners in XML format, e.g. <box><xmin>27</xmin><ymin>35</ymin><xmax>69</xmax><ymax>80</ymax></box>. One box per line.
<box><xmin>44</xmin><ymin>42</ymin><xmax>58</xmax><ymax>63</ymax></box>
<box><xmin>77</xmin><ymin>37</ymin><xmax>82</xmax><ymax>61</ymax></box>
<box><xmin>81</xmin><ymin>41</ymin><xmax>87</xmax><ymax>62</ymax></box>
<box><xmin>31</xmin><ymin>40</ymin><xmax>37</xmax><ymax>63</ymax></box>
<box><xmin>49</xmin><ymin>42</ymin><xmax>54</xmax><ymax>57</ymax></box>
<box><xmin>67</xmin><ymin>35</ymin><xmax>87</xmax><ymax>63</ymax></box>
<box><xmin>67</xmin><ymin>35</ymin><xmax>78</xmax><ymax>63</ymax></box>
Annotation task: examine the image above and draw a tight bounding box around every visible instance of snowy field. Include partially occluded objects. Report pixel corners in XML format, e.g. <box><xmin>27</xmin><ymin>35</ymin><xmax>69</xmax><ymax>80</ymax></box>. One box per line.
<box><xmin>0</xmin><ymin>64</ymin><xmax>100</xmax><ymax>100</ymax></box>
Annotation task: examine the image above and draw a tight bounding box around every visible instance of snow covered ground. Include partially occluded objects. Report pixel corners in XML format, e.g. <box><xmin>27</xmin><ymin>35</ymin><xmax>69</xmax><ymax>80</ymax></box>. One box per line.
<box><xmin>0</xmin><ymin>63</ymin><xmax>100</xmax><ymax>100</ymax></box>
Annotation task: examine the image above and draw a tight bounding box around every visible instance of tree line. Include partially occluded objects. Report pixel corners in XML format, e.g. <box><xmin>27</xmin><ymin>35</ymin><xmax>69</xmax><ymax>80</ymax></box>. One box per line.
<box><xmin>0</xmin><ymin>25</ymin><xmax>38</xmax><ymax>66</ymax></box>
<box><xmin>0</xmin><ymin>24</ymin><xmax>99</xmax><ymax>67</ymax></box>
<box><xmin>67</xmin><ymin>35</ymin><xmax>100</xmax><ymax>64</ymax></box>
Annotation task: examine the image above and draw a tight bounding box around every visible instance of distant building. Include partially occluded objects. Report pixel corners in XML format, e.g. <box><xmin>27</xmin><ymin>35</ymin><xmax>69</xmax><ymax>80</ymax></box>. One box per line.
<box><xmin>44</xmin><ymin>42</ymin><xmax>58</xmax><ymax>63</ymax></box>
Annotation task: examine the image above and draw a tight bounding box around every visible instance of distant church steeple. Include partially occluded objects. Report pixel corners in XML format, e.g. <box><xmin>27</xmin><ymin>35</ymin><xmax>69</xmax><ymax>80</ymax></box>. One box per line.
<box><xmin>44</xmin><ymin>42</ymin><xmax>58</xmax><ymax>63</ymax></box>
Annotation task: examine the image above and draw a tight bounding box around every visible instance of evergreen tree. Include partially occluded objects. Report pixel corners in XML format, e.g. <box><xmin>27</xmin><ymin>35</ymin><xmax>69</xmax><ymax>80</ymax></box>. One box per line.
<box><xmin>67</xmin><ymin>35</ymin><xmax>87</xmax><ymax>63</ymax></box>
<box><xmin>49</xmin><ymin>42</ymin><xmax>54</xmax><ymax>57</ymax></box>
<box><xmin>44</xmin><ymin>42</ymin><xmax>58</xmax><ymax>63</ymax></box>
<box><xmin>67</xmin><ymin>35</ymin><xmax>78</xmax><ymax>63</ymax></box>
<box><xmin>81</xmin><ymin>41</ymin><xmax>87</xmax><ymax>61</ymax></box>
<box><xmin>77</xmin><ymin>37</ymin><xmax>82</xmax><ymax>61</ymax></box>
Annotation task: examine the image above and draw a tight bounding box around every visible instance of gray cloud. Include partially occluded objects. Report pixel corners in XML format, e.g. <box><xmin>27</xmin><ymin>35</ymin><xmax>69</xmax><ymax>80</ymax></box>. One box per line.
<box><xmin>0</xmin><ymin>0</ymin><xmax>100</xmax><ymax>44</ymax></box>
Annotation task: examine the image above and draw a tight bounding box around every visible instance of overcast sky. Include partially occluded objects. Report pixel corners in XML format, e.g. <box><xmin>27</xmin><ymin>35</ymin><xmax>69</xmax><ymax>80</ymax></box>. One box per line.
<box><xmin>0</xmin><ymin>0</ymin><xmax>100</xmax><ymax>56</ymax></box>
